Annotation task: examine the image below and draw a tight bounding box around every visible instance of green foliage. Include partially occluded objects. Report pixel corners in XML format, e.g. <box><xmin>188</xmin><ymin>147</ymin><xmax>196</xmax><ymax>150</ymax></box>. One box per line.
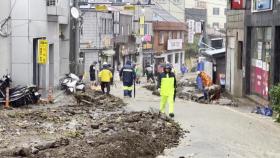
<box><xmin>185</xmin><ymin>35</ymin><xmax>200</xmax><ymax>57</ymax></box>
<box><xmin>269</xmin><ymin>84</ymin><xmax>280</xmax><ymax>122</ymax></box>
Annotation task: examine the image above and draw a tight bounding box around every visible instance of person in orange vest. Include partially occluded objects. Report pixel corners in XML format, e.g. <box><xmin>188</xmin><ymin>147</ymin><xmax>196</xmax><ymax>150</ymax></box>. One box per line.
<box><xmin>197</xmin><ymin>71</ymin><xmax>212</xmax><ymax>100</ymax></box>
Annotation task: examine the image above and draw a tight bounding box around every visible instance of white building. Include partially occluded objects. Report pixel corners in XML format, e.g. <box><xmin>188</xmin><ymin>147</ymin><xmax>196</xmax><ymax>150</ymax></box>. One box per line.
<box><xmin>185</xmin><ymin>0</ymin><xmax>227</xmax><ymax>30</ymax></box>
<box><xmin>0</xmin><ymin>0</ymin><xmax>70</xmax><ymax>91</ymax></box>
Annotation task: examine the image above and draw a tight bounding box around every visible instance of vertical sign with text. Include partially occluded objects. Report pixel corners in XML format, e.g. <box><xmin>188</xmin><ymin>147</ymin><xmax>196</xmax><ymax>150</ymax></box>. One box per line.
<box><xmin>37</xmin><ymin>39</ymin><xmax>48</xmax><ymax>64</ymax></box>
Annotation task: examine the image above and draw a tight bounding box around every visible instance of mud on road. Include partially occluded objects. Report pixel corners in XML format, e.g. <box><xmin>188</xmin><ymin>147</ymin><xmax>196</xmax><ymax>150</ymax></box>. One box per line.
<box><xmin>0</xmin><ymin>90</ymin><xmax>185</xmax><ymax>158</ymax></box>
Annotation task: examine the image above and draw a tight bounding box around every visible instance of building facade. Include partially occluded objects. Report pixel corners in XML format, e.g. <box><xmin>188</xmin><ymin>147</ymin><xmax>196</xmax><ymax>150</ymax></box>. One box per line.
<box><xmin>114</xmin><ymin>13</ymin><xmax>136</xmax><ymax>69</ymax></box>
<box><xmin>153</xmin><ymin>21</ymin><xmax>186</xmax><ymax>74</ymax></box>
<box><xmin>185</xmin><ymin>0</ymin><xmax>227</xmax><ymax>32</ymax></box>
<box><xmin>0</xmin><ymin>0</ymin><xmax>70</xmax><ymax>91</ymax></box>
<box><xmin>156</xmin><ymin>0</ymin><xmax>186</xmax><ymax>22</ymax></box>
<box><xmin>80</xmin><ymin>9</ymin><xmax>114</xmax><ymax>76</ymax></box>
<box><xmin>244</xmin><ymin>0</ymin><xmax>279</xmax><ymax>103</ymax></box>
<box><xmin>226</xmin><ymin>1</ymin><xmax>245</xmax><ymax>97</ymax></box>
<box><xmin>0</xmin><ymin>0</ymin><xmax>11</xmax><ymax>76</ymax></box>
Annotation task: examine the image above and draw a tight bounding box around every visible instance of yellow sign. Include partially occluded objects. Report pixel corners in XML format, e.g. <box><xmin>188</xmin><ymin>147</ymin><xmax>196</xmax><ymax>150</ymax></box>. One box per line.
<box><xmin>140</xmin><ymin>16</ymin><xmax>145</xmax><ymax>25</ymax></box>
<box><xmin>143</xmin><ymin>43</ymin><xmax>153</xmax><ymax>49</ymax></box>
<box><xmin>96</xmin><ymin>5</ymin><xmax>108</xmax><ymax>11</ymax></box>
<box><xmin>139</xmin><ymin>27</ymin><xmax>144</xmax><ymax>36</ymax></box>
<box><xmin>124</xmin><ymin>5</ymin><xmax>135</xmax><ymax>11</ymax></box>
<box><xmin>37</xmin><ymin>39</ymin><xmax>48</xmax><ymax>64</ymax></box>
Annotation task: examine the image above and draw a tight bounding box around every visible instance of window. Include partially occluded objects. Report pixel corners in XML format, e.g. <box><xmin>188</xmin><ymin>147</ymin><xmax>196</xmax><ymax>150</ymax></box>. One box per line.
<box><xmin>167</xmin><ymin>54</ymin><xmax>173</xmax><ymax>63</ymax></box>
<box><xmin>128</xmin><ymin>24</ymin><xmax>130</xmax><ymax>35</ymax></box>
<box><xmin>121</xmin><ymin>26</ymin><xmax>124</xmax><ymax>35</ymax></box>
<box><xmin>159</xmin><ymin>31</ymin><xmax>164</xmax><ymax>44</ymax></box>
<box><xmin>213</xmin><ymin>8</ymin><xmax>220</xmax><ymax>15</ymax></box>
<box><xmin>177</xmin><ymin>31</ymin><xmax>180</xmax><ymax>39</ymax></box>
<box><xmin>144</xmin><ymin>24</ymin><xmax>149</xmax><ymax>35</ymax></box>
<box><xmin>172</xmin><ymin>32</ymin><xmax>176</xmax><ymax>39</ymax></box>
<box><xmin>213</xmin><ymin>22</ymin><xmax>219</xmax><ymax>29</ymax></box>
<box><xmin>168</xmin><ymin>31</ymin><xmax>172</xmax><ymax>39</ymax></box>
<box><xmin>252</xmin><ymin>0</ymin><xmax>273</xmax><ymax>12</ymax></box>
<box><xmin>224</xmin><ymin>8</ymin><xmax>227</xmax><ymax>15</ymax></box>
<box><xmin>175</xmin><ymin>53</ymin><xmax>179</xmax><ymax>63</ymax></box>
<box><xmin>237</xmin><ymin>41</ymin><xmax>243</xmax><ymax>70</ymax></box>
<box><xmin>47</xmin><ymin>0</ymin><xmax>56</xmax><ymax>6</ymax></box>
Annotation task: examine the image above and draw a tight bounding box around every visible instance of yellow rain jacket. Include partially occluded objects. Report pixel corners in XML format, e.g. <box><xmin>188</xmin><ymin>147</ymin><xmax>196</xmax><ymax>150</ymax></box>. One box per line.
<box><xmin>98</xmin><ymin>69</ymin><xmax>112</xmax><ymax>82</ymax></box>
<box><xmin>158</xmin><ymin>72</ymin><xmax>176</xmax><ymax>96</ymax></box>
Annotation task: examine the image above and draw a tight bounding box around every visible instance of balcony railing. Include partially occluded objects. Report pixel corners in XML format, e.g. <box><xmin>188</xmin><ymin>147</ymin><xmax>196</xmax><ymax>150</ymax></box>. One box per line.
<box><xmin>47</xmin><ymin>0</ymin><xmax>57</xmax><ymax>6</ymax></box>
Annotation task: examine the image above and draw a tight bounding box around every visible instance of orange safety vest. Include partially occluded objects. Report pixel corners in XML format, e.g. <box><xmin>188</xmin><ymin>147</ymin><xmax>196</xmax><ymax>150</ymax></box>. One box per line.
<box><xmin>200</xmin><ymin>72</ymin><xmax>212</xmax><ymax>87</ymax></box>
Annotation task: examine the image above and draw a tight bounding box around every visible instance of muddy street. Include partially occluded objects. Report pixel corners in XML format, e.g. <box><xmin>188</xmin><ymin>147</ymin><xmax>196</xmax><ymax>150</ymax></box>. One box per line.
<box><xmin>111</xmin><ymin>79</ymin><xmax>280</xmax><ymax>158</ymax></box>
<box><xmin>0</xmin><ymin>90</ymin><xmax>185</xmax><ymax>158</ymax></box>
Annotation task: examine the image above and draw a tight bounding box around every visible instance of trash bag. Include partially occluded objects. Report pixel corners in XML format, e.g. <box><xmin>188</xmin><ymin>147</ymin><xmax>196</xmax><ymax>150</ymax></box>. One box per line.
<box><xmin>254</xmin><ymin>106</ymin><xmax>273</xmax><ymax>117</ymax></box>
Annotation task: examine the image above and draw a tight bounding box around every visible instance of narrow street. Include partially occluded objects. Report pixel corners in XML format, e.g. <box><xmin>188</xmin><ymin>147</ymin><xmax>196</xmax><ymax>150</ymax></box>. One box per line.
<box><xmin>111</xmin><ymin>79</ymin><xmax>280</xmax><ymax>158</ymax></box>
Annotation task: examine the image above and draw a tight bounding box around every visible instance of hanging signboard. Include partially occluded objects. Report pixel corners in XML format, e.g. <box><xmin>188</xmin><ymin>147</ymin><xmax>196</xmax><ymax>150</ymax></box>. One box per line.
<box><xmin>139</xmin><ymin>16</ymin><xmax>145</xmax><ymax>25</ymax></box>
<box><xmin>252</xmin><ymin>0</ymin><xmax>273</xmax><ymax>12</ymax></box>
<box><xmin>139</xmin><ymin>27</ymin><xmax>144</xmax><ymax>36</ymax></box>
<box><xmin>37</xmin><ymin>39</ymin><xmax>48</xmax><ymax>64</ymax></box>
<box><xmin>167</xmin><ymin>39</ymin><xmax>183</xmax><ymax>50</ymax></box>
<box><xmin>187</xmin><ymin>20</ymin><xmax>195</xmax><ymax>44</ymax></box>
<box><xmin>124</xmin><ymin>5</ymin><xmax>135</xmax><ymax>11</ymax></box>
<box><xmin>231</xmin><ymin>0</ymin><xmax>244</xmax><ymax>10</ymax></box>
<box><xmin>95</xmin><ymin>5</ymin><xmax>108</xmax><ymax>11</ymax></box>
<box><xmin>195</xmin><ymin>22</ymin><xmax>202</xmax><ymax>34</ymax></box>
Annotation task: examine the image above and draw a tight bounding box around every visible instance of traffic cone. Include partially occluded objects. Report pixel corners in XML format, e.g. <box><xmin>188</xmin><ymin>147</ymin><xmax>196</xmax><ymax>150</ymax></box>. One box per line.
<box><xmin>48</xmin><ymin>87</ymin><xmax>54</xmax><ymax>104</ymax></box>
<box><xmin>5</xmin><ymin>87</ymin><xmax>10</xmax><ymax>108</ymax></box>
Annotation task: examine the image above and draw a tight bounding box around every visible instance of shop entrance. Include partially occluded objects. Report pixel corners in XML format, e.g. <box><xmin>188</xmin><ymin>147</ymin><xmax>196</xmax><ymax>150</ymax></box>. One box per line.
<box><xmin>250</xmin><ymin>27</ymin><xmax>272</xmax><ymax>100</ymax></box>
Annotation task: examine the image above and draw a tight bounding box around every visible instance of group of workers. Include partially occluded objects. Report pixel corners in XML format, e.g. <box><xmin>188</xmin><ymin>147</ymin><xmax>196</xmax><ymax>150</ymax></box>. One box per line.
<box><xmin>89</xmin><ymin>60</ymin><xmax>218</xmax><ymax>118</ymax></box>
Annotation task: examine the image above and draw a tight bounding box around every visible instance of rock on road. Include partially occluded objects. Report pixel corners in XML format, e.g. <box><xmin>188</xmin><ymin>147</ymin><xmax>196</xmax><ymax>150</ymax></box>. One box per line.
<box><xmin>111</xmin><ymin>81</ymin><xmax>280</xmax><ymax>158</ymax></box>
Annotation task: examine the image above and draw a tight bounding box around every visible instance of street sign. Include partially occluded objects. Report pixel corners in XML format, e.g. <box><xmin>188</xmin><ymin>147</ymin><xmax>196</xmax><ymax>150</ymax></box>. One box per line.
<box><xmin>140</xmin><ymin>16</ymin><xmax>145</xmax><ymax>25</ymax></box>
<box><xmin>37</xmin><ymin>39</ymin><xmax>48</xmax><ymax>64</ymax></box>
<box><xmin>124</xmin><ymin>5</ymin><xmax>135</xmax><ymax>11</ymax></box>
<box><xmin>96</xmin><ymin>5</ymin><xmax>108</xmax><ymax>11</ymax></box>
<box><xmin>231</xmin><ymin>0</ymin><xmax>244</xmax><ymax>10</ymax></box>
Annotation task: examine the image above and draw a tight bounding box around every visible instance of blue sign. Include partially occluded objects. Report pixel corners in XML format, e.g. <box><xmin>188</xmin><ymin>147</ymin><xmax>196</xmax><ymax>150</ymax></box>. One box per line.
<box><xmin>254</xmin><ymin>0</ymin><xmax>273</xmax><ymax>11</ymax></box>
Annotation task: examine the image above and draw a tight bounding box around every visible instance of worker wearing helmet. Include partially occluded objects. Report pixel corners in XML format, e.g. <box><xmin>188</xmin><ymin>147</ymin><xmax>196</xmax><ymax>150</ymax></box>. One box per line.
<box><xmin>157</xmin><ymin>63</ymin><xmax>177</xmax><ymax>118</ymax></box>
<box><xmin>98</xmin><ymin>63</ymin><xmax>112</xmax><ymax>95</ymax></box>
<box><xmin>119</xmin><ymin>60</ymin><xmax>136</xmax><ymax>98</ymax></box>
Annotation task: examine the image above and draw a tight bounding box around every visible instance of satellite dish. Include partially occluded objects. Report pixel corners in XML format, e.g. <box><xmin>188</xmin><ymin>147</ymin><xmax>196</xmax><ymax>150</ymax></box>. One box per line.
<box><xmin>71</xmin><ymin>7</ymin><xmax>80</xmax><ymax>19</ymax></box>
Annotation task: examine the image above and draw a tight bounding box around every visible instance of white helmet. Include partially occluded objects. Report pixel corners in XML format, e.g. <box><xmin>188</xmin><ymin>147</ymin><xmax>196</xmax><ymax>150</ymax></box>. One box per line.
<box><xmin>103</xmin><ymin>62</ymin><xmax>108</xmax><ymax>66</ymax></box>
<box><xmin>196</xmin><ymin>71</ymin><xmax>201</xmax><ymax>75</ymax></box>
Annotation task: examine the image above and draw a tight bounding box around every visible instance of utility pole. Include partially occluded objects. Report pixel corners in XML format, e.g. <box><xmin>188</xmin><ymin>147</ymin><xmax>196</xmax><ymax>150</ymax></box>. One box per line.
<box><xmin>74</xmin><ymin>0</ymin><xmax>80</xmax><ymax>75</ymax></box>
<box><xmin>69</xmin><ymin>0</ymin><xmax>80</xmax><ymax>74</ymax></box>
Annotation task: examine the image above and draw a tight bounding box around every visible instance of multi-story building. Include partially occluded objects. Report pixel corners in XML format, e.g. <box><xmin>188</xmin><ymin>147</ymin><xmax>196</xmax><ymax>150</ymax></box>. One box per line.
<box><xmin>114</xmin><ymin>13</ymin><xmax>136</xmax><ymax>69</ymax></box>
<box><xmin>153</xmin><ymin>21</ymin><xmax>186</xmax><ymax>73</ymax></box>
<box><xmin>243</xmin><ymin>0</ymin><xmax>279</xmax><ymax>104</ymax></box>
<box><xmin>0</xmin><ymin>0</ymin><xmax>70</xmax><ymax>91</ymax></box>
<box><xmin>155</xmin><ymin>0</ymin><xmax>185</xmax><ymax>22</ymax></box>
<box><xmin>0</xmin><ymin>0</ymin><xmax>11</xmax><ymax>76</ymax></box>
<box><xmin>80</xmin><ymin>8</ymin><xmax>114</xmax><ymax>74</ymax></box>
<box><xmin>225</xmin><ymin>0</ymin><xmax>245</xmax><ymax>98</ymax></box>
<box><xmin>185</xmin><ymin>0</ymin><xmax>227</xmax><ymax>33</ymax></box>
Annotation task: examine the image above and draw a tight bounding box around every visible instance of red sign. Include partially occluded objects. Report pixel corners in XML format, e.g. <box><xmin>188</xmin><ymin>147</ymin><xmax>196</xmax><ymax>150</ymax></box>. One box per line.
<box><xmin>250</xmin><ymin>66</ymin><xmax>269</xmax><ymax>99</ymax></box>
<box><xmin>231</xmin><ymin>0</ymin><xmax>243</xmax><ymax>9</ymax></box>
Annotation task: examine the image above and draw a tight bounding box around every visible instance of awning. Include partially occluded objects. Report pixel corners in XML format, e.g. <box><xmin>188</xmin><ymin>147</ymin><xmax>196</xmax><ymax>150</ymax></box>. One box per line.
<box><xmin>204</xmin><ymin>48</ymin><xmax>225</xmax><ymax>56</ymax></box>
<box><xmin>103</xmin><ymin>49</ymin><xmax>115</xmax><ymax>56</ymax></box>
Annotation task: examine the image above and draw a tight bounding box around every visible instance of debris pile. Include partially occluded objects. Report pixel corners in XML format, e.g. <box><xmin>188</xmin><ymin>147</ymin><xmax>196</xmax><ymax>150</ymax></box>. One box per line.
<box><xmin>144</xmin><ymin>76</ymin><xmax>237</xmax><ymax>106</ymax></box>
<box><xmin>0</xmin><ymin>90</ymin><xmax>185</xmax><ymax>158</ymax></box>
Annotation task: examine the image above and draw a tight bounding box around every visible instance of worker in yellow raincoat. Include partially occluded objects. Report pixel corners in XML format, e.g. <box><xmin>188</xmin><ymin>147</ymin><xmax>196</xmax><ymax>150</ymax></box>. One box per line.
<box><xmin>157</xmin><ymin>64</ymin><xmax>177</xmax><ymax>118</ymax></box>
<box><xmin>98</xmin><ymin>63</ymin><xmax>113</xmax><ymax>95</ymax></box>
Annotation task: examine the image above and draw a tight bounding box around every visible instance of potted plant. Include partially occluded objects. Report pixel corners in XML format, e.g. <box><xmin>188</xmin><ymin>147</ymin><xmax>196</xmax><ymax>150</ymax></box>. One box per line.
<box><xmin>269</xmin><ymin>84</ymin><xmax>280</xmax><ymax>122</ymax></box>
